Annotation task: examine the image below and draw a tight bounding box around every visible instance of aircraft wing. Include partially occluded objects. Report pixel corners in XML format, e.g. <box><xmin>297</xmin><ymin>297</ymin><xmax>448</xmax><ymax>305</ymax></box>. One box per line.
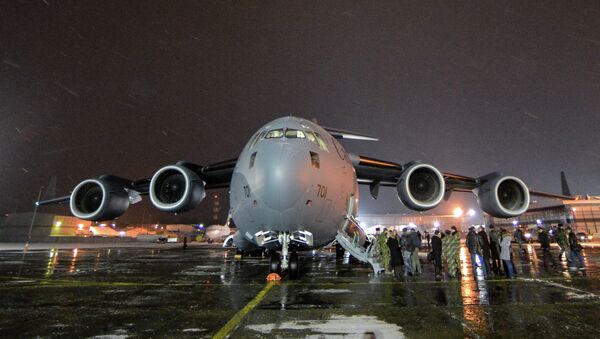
<box><xmin>350</xmin><ymin>153</ymin><xmax>575</xmax><ymax>200</ymax></box>
<box><xmin>35</xmin><ymin>158</ymin><xmax>238</xmax><ymax>206</ymax></box>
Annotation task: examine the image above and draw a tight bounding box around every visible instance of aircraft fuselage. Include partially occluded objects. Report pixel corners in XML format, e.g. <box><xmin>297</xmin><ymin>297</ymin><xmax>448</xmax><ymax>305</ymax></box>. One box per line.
<box><xmin>230</xmin><ymin>117</ymin><xmax>358</xmax><ymax>250</ymax></box>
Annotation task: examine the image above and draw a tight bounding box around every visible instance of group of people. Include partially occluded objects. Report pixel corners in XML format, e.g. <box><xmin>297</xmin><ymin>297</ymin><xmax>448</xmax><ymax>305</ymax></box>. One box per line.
<box><xmin>376</xmin><ymin>227</ymin><xmax>423</xmax><ymax>278</ymax></box>
<box><xmin>373</xmin><ymin>222</ymin><xmax>586</xmax><ymax>280</ymax></box>
<box><xmin>464</xmin><ymin>225</ymin><xmax>518</xmax><ymax>279</ymax></box>
<box><xmin>538</xmin><ymin>223</ymin><xmax>586</xmax><ymax>270</ymax></box>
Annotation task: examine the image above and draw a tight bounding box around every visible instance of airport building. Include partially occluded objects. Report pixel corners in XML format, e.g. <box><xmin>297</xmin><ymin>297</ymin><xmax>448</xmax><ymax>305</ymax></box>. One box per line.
<box><xmin>485</xmin><ymin>197</ymin><xmax>600</xmax><ymax>236</ymax></box>
<box><xmin>357</xmin><ymin>213</ymin><xmax>473</xmax><ymax>234</ymax></box>
<box><xmin>0</xmin><ymin>213</ymin><xmax>206</xmax><ymax>242</ymax></box>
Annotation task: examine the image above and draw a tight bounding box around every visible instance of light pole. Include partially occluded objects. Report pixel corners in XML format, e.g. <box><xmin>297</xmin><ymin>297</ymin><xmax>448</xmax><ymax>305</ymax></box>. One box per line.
<box><xmin>25</xmin><ymin>186</ymin><xmax>44</xmax><ymax>251</ymax></box>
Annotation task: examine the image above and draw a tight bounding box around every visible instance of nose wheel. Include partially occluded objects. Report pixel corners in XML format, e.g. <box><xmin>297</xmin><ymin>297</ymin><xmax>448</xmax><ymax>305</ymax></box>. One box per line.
<box><xmin>289</xmin><ymin>251</ymin><xmax>299</xmax><ymax>279</ymax></box>
<box><xmin>269</xmin><ymin>252</ymin><xmax>281</xmax><ymax>274</ymax></box>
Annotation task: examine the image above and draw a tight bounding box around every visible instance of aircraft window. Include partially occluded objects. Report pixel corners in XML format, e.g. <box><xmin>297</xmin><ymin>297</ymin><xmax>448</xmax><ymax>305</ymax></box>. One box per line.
<box><xmin>265</xmin><ymin>129</ymin><xmax>284</xmax><ymax>139</ymax></box>
<box><xmin>310</xmin><ymin>151</ymin><xmax>320</xmax><ymax>169</ymax></box>
<box><xmin>306</xmin><ymin>131</ymin><xmax>317</xmax><ymax>144</ymax></box>
<box><xmin>314</xmin><ymin>133</ymin><xmax>329</xmax><ymax>152</ymax></box>
<box><xmin>285</xmin><ymin>129</ymin><xmax>306</xmax><ymax>139</ymax></box>
<box><xmin>249</xmin><ymin>152</ymin><xmax>257</xmax><ymax>168</ymax></box>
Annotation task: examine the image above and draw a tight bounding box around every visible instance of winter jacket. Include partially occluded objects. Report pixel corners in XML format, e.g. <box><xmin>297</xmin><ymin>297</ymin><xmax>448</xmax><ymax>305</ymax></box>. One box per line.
<box><xmin>431</xmin><ymin>235</ymin><xmax>442</xmax><ymax>255</ymax></box>
<box><xmin>500</xmin><ymin>234</ymin><xmax>513</xmax><ymax>260</ymax></box>
<box><xmin>466</xmin><ymin>230</ymin><xmax>480</xmax><ymax>254</ymax></box>
<box><xmin>401</xmin><ymin>234</ymin><xmax>414</xmax><ymax>252</ymax></box>
<box><xmin>556</xmin><ymin>229</ymin><xmax>569</xmax><ymax>248</ymax></box>
<box><xmin>478</xmin><ymin>230</ymin><xmax>491</xmax><ymax>257</ymax></box>
<box><xmin>568</xmin><ymin>232</ymin><xmax>583</xmax><ymax>252</ymax></box>
<box><xmin>538</xmin><ymin>230</ymin><xmax>551</xmax><ymax>249</ymax></box>
<box><xmin>410</xmin><ymin>231</ymin><xmax>421</xmax><ymax>250</ymax></box>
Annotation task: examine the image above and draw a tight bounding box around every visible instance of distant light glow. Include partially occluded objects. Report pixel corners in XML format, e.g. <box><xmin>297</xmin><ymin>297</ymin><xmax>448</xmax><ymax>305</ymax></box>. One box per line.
<box><xmin>55</xmin><ymin>221</ymin><xmax>62</xmax><ymax>227</ymax></box>
<box><xmin>467</xmin><ymin>209</ymin><xmax>476</xmax><ymax>217</ymax></box>
<box><xmin>524</xmin><ymin>232</ymin><xmax>532</xmax><ymax>239</ymax></box>
<box><xmin>453</xmin><ymin>207</ymin><xmax>463</xmax><ymax>217</ymax></box>
<box><xmin>408</xmin><ymin>222</ymin><xmax>416</xmax><ymax>228</ymax></box>
<box><xmin>119</xmin><ymin>231</ymin><xmax>125</xmax><ymax>237</ymax></box>
<box><xmin>536</xmin><ymin>219</ymin><xmax>542</xmax><ymax>225</ymax></box>
<box><xmin>512</xmin><ymin>220</ymin><xmax>518</xmax><ymax>226</ymax></box>
<box><xmin>77</xmin><ymin>224</ymin><xmax>84</xmax><ymax>230</ymax></box>
<box><xmin>433</xmin><ymin>221</ymin><xmax>440</xmax><ymax>228</ymax></box>
<box><xmin>99</xmin><ymin>223</ymin><xmax>106</xmax><ymax>227</ymax></box>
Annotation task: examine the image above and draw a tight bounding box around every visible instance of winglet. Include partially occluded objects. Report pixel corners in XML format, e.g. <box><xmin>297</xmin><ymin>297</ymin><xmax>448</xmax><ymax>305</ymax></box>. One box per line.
<box><xmin>321</xmin><ymin>126</ymin><xmax>378</xmax><ymax>141</ymax></box>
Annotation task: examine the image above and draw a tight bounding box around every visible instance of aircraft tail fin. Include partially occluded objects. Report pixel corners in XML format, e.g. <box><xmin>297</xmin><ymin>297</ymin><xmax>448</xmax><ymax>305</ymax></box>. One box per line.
<box><xmin>561</xmin><ymin>171</ymin><xmax>572</xmax><ymax>196</ymax></box>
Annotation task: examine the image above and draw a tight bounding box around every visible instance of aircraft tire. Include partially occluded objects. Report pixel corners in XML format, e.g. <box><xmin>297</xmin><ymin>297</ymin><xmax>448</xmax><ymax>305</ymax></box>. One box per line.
<box><xmin>269</xmin><ymin>252</ymin><xmax>281</xmax><ymax>274</ymax></box>
<box><xmin>335</xmin><ymin>243</ymin><xmax>345</xmax><ymax>258</ymax></box>
<box><xmin>289</xmin><ymin>252</ymin><xmax>299</xmax><ymax>280</ymax></box>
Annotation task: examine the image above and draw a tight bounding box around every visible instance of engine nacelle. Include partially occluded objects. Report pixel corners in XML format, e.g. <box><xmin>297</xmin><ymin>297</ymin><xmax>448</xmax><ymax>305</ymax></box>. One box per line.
<box><xmin>70</xmin><ymin>178</ymin><xmax>129</xmax><ymax>221</ymax></box>
<box><xmin>149</xmin><ymin>165</ymin><xmax>205</xmax><ymax>212</ymax></box>
<box><xmin>397</xmin><ymin>163</ymin><xmax>445</xmax><ymax>211</ymax></box>
<box><xmin>477</xmin><ymin>174</ymin><xmax>530</xmax><ymax>218</ymax></box>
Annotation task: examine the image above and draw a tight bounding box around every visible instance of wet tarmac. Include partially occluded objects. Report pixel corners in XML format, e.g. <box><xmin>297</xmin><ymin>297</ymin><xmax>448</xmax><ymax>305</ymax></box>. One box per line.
<box><xmin>1</xmin><ymin>243</ymin><xmax>599</xmax><ymax>338</ymax></box>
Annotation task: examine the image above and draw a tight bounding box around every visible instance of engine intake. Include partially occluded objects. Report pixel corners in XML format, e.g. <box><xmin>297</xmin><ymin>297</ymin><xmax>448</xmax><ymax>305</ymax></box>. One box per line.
<box><xmin>397</xmin><ymin>163</ymin><xmax>445</xmax><ymax>211</ymax></box>
<box><xmin>478</xmin><ymin>175</ymin><xmax>530</xmax><ymax>218</ymax></box>
<box><xmin>70</xmin><ymin>179</ymin><xmax>129</xmax><ymax>221</ymax></box>
<box><xmin>149</xmin><ymin>165</ymin><xmax>205</xmax><ymax>212</ymax></box>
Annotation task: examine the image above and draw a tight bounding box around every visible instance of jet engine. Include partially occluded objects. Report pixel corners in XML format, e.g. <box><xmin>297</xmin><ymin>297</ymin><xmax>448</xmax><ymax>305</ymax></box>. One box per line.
<box><xmin>397</xmin><ymin>163</ymin><xmax>445</xmax><ymax>211</ymax></box>
<box><xmin>477</xmin><ymin>174</ymin><xmax>530</xmax><ymax>218</ymax></box>
<box><xmin>70</xmin><ymin>178</ymin><xmax>129</xmax><ymax>221</ymax></box>
<box><xmin>149</xmin><ymin>164</ymin><xmax>206</xmax><ymax>212</ymax></box>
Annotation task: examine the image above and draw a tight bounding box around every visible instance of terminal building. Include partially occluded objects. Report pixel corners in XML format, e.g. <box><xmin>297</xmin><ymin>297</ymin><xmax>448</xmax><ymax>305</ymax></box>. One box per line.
<box><xmin>357</xmin><ymin>213</ymin><xmax>473</xmax><ymax>234</ymax></box>
<box><xmin>485</xmin><ymin>197</ymin><xmax>600</xmax><ymax>236</ymax></box>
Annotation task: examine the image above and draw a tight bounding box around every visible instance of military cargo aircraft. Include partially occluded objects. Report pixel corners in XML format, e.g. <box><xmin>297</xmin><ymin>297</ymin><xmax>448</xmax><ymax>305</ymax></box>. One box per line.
<box><xmin>37</xmin><ymin>116</ymin><xmax>558</xmax><ymax>278</ymax></box>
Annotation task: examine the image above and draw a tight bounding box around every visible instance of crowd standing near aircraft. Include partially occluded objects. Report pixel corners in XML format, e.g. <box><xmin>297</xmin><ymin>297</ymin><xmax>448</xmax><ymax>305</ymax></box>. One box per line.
<box><xmin>38</xmin><ymin>116</ymin><xmax>562</xmax><ymax>278</ymax></box>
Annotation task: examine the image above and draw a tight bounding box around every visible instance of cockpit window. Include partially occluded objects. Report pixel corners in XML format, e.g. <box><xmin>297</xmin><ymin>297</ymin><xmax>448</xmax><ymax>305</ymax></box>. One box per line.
<box><xmin>314</xmin><ymin>133</ymin><xmax>329</xmax><ymax>152</ymax></box>
<box><xmin>285</xmin><ymin>129</ymin><xmax>306</xmax><ymax>139</ymax></box>
<box><xmin>306</xmin><ymin>131</ymin><xmax>317</xmax><ymax>143</ymax></box>
<box><xmin>265</xmin><ymin>129</ymin><xmax>284</xmax><ymax>139</ymax></box>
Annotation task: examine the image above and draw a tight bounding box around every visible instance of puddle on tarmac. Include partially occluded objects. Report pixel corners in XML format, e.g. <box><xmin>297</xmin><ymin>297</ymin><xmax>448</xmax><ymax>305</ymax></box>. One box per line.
<box><xmin>246</xmin><ymin>314</ymin><xmax>405</xmax><ymax>338</ymax></box>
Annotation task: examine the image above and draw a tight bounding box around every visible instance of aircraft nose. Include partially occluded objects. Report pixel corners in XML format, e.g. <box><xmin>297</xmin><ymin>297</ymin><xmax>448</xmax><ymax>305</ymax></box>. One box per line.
<box><xmin>254</xmin><ymin>143</ymin><xmax>311</xmax><ymax>211</ymax></box>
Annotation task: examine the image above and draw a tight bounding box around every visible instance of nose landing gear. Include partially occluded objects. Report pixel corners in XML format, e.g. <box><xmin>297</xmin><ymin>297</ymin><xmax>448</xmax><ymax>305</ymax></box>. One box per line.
<box><xmin>267</xmin><ymin>232</ymin><xmax>300</xmax><ymax>279</ymax></box>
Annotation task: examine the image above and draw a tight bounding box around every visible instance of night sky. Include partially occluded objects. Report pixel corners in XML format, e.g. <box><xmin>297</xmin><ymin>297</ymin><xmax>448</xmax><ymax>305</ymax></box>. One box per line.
<box><xmin>1</xmin><ymin>1</ymin><xmax>599</xmax><ymax>224</ymax></box>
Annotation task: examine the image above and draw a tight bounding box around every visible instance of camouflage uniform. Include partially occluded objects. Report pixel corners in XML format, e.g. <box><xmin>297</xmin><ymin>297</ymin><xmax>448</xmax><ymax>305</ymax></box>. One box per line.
<box><xmin>443</xmin><ymin>232</ymin><xmax>461</xmax><ymax>277</ymax></box>
<box><xmin>556</xmin><ymin>228</ymin><xmax>570</xmax><ymax>261</ymax></box>
<box><xmin>377</xmin><ymin>233</ymin><xmax>391</xmax><ymax>271</ymax></box>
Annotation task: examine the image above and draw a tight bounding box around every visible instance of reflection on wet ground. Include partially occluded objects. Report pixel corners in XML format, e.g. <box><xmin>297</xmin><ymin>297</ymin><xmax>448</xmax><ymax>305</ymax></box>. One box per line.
<box><xmin>0</xmin><ymin>243</ymin><xmax>599</xmax><ymax>338</ymax></box>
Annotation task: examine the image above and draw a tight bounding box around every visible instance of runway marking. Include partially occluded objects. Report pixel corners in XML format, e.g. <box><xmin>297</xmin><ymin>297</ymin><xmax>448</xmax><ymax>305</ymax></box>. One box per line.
<box><xmin>518</xmin><ymin>278</ymin><xmax>600</xmax><ymax>299</ymax></box>
<box><xmin>212</xmin><ymin>282</ymin><xmax>275</xmax><ymax>339</ymax></box>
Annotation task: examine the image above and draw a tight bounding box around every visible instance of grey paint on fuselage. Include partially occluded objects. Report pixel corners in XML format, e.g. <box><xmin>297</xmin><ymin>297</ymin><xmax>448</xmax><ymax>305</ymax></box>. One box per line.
<box><xmin>230</xmin><ymin>117</ymin><xmax>358</xmax><ymax>250</ymax></box>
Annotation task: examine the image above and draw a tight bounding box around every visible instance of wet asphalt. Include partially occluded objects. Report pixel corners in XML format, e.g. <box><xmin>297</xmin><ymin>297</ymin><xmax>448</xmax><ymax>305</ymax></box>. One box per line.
<box><xmin>0</xmin><ymin>243</ymin><xmax>599</xmax><ymax>338</ymax></box>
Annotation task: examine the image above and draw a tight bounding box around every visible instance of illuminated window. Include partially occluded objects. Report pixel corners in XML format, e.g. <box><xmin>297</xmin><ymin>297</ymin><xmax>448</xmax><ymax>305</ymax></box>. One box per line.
<box><xmin>249</xmin><ymin>152</ymin><xmax>257</xmax><ymax>168</ymax></box>
<box><xmin>265</xmin><ymin>129</ymin><xmax>284</xmax><ymax>139</ymax></box>
<box><xmin>285</xmin><ymin>129</ymin><xmax>306</xmax><ymax>139</ymax></box>
<box><xmin>314</xmin><ymin>133</ymin><xmax>329</xmax><ymax>152</ymax></box>
<box><xmin>306</xmin><ymin>131</ymin><xmax>317</xmax><ymax>143</ymax></box>
<box><xmin>310</xmin><ymin>151</ymin><xmax>320</xmax><ymax>169</ymax></box>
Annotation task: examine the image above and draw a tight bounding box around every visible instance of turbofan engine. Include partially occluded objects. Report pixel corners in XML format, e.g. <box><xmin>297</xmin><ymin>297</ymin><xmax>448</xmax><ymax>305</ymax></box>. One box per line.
<box><xmin>477</xmin><ymin>174</ymin><xmax>530</xmax><ymax>218</ymax></box>
<box><xmin>397</xmin><ymin>163</ymin><xmax>445</xmax><ymax>211</ymax></box>
<box><xmin>149</xmin><ymin>164</ymin><xmax>206</xmax><ymax>212</ymax></box>
<box><xmin>70</xmin><ymin>178</ymin><xmax>129</xmax><ymax>221</ymax></box>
